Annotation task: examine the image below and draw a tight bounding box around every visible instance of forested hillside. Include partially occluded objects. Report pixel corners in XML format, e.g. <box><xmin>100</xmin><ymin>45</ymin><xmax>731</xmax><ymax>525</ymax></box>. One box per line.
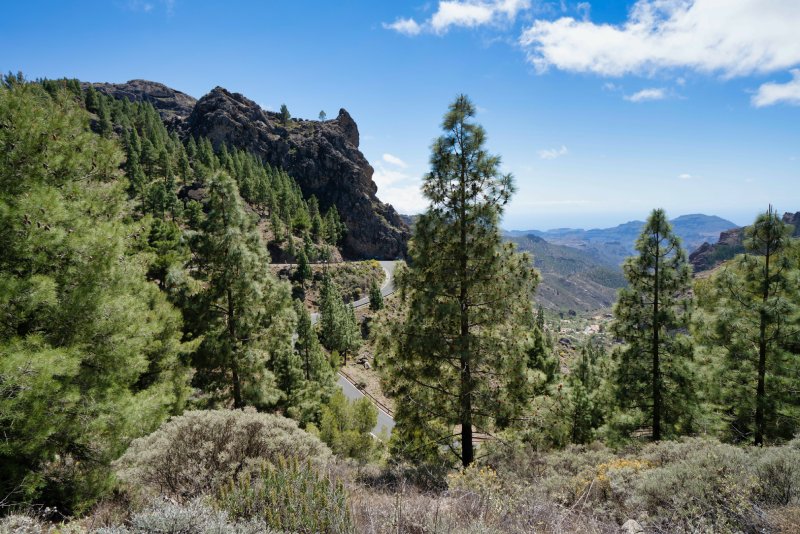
<box><xmin>509</xmin><ymin>233</ymin><xmax>627</xmax><ymax>312</ymax></box>
<box><xmin>90</xmin><ymin>79</ymin><xmax>409</xmax><ymax>259</ymax></box>
<box><xmin>2</xmin><ymin>79</ymin><xmax>799</xmax><ymax>533</ymax></box>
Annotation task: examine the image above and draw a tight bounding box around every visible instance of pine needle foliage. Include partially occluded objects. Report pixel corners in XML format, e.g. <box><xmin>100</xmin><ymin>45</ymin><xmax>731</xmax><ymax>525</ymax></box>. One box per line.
<box><xmin>695</xmin><ymin>206</ymin><xmax>800</xmax><ymax>444</ymax></box>
<box><xmin>380</xmin><ymin>95</ymin><xmax>540</xmax><ymax>467</ymax></box>
<box><xmin>0</xmin><ymin>77</ymin><xmax>190</xmax><ymax>512</ymax></box>
<box><xmin>610</xmin><ymin>209</ymin><xmax>695</xmax><ymax>441</ymax></box>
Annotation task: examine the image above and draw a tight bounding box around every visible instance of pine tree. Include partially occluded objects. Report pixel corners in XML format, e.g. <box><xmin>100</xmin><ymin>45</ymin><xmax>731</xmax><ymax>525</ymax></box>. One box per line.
<box><xmin>280</xmin><ymin>103</ymin><xmax>291</xmax><ymax>125</ymax></box>
<box><xmin>294</xmin><ymin>300</ymin><xmax>331</xmax><ymax>383</ymax></box>
<box><xmin>568</xmin><ymin>340</ymin><xmax>607</xmax><ymax>443</ymax></box>
<box><xmin>611</xmin><ymin>209</ymin><xmax>695</xmax><ymax>441</ymax></box>
<box><xmin>369</xmin><ymin>279</ymin><xmax>384</xmax><ymax>311</ymax></box>
<box><xmin>189</xmin><ymin>172</ymin><xmax>296</xmax><ymax>409</ymax></box>
<box><xmin>527</xmin><ymin>308</ymin><xmax>558</xmax><ymax>393</ymax></box>
<box><xmin>696</xmin><ymin>207</ymin><xmax>800</xmax><ymax>444</ymax></box>
<box><xmin>379</xmin><ymin>95</ymin><xmax>539</xmax><ymax>467</ymax></box>
<box><xmin>319</xmin><ymin>274</ymin><xmax>361</xmax><ymax>364</ymax></box>
<box><xmin>0</xmin><ymin>80</ymin><xmax>189</xmax><ymax>510</ymax></box>
<box><xmin>319</xmin><ymin>110</ymin><xmax>327</xmax><ymax>121</ymax></box>
<box><xmin>295</xmin><ymin>245</ymin><xmax>312</xmax><ymax>287</ymax></box>
<box><xmin>324</xmin><ymin>205</ymin><xmax>345</xmax><ymax>245</ymax></box>
<box><xmin>309</xmin><ymin>195</ymin><xmax>324</xmax><ymax>242</ymax></box>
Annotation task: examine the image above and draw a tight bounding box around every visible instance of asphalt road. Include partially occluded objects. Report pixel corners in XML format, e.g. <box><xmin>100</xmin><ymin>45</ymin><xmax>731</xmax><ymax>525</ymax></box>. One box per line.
<box><xmin>336</xmin><ymin>373</ymin><xmax>395</xmax><ymax>436</ymax></box>
<box><xmin>308</xmin><ymin>260</ymin><xmax>399</xmax><ymax>436</ymax></box>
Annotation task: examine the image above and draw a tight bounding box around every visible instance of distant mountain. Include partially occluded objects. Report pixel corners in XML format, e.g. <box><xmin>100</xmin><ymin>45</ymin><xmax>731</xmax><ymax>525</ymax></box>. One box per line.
<box><xmin>507</xmin><ymin>214</ymin><xmax>739</xmax><ymax>266</ymax></box>
<box><xmin>509</xmin><ymin>234</ymin><xmax>627</xmax><ymax>313</ymax></box>
<box><xmin>690</xmin><ymin>211</ymin><xmax>800</xmax><ymax>272</ymax></box>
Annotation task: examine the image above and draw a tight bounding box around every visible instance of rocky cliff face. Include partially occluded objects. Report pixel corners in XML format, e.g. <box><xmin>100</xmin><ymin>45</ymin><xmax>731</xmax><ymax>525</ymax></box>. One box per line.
<box><xmin>91</xmin><ymin>81</ymin><xmax>408</xmax><ymax>259</ymax></box>
<box><xmin>184</xmin><ymin>87</ymin><xmax>408</xmax><ymax>259</ymax></box>
<box><xmin>689</xmin><ymin>211</ymin><xmax>799</xmax><ymax>272</ymax></box>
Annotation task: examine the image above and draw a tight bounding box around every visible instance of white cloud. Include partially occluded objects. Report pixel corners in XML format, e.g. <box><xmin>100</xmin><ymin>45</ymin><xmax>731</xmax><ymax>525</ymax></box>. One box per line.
<box><xmin>382</xmin><ymin>18</ymin><xmax>422</xmax><ymax>36</ymax></box>
<box><xmin>372</xmin><ymin>165</ymin><xmax>426</xmax><ymax>214</ymax></box>
<box><xmin>519</xmin><ymin>0</ymin><xmax>800</xmax><ymax>78</ymax></box>
<box><xmin>678</xmin><ymin>173</ymin><xmax>693</xmax><ymax>180</ymax></box>
<box><xmin>576</xmin><ymin>2</ymin><xmax>591</xmax><ymax>21</ymax></box>
<box><xmin>624</xmin><ymin>87</ymin><xmax>666</xmax><ymax>102</ymax></box>
<box><xmin>382</xmin><ymin>153</ymin><xmax>408</xmax><ymax>168</ymax></box>
<box><xmin>538</xmin><ymin>145</ymin><xmax>568</xmax><ymax>159</ymax></box>
<box><xmin>752</xmin><ymin>69</ymin><xmax>800</xmax><ymax>108</ymax></box>
<box><xmin>385</xmin><ymin>0</ymin><xmax>530</xmax><ymax>36</ymax></box>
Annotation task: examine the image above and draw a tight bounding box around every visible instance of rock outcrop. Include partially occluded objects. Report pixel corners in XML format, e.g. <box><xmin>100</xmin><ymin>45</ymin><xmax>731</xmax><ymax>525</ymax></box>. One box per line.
<box><xmin>689</xmin><ymin>211</ymin><xmax>799</xmax><ymax>272</ymax></box>
<box><xmin>86</xmin><ymin>79</ymin><xmax>197</xmax><ymax>124</ymax></box>
<box><xmin>88</xmin><ymin>81</ymin><xmax>409</xmax><ymax>259</ymax></box>
<box><xmin>184</xmin><ymin>87</ymin><xmax>408</xmax><ymax>259</ymax></box>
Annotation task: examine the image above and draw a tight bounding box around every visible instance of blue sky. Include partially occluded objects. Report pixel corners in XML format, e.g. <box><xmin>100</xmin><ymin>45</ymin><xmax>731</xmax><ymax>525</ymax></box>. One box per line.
<box><xmin>2</xmin><ymin>1</ymin><xmax>799</xmax><ymax>230</ymax></box>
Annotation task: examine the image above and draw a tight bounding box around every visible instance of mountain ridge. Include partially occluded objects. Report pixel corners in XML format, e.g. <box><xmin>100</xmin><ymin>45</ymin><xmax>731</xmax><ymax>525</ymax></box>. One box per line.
<box><xmin>90</xmin><ymin>79</ymin><xmax>408</xmax><ymax>259</ymax></box>
<box><xmin>506</xmin><ymin>213</ymin><xmax>740</xmax><ymax>266</ymax></box>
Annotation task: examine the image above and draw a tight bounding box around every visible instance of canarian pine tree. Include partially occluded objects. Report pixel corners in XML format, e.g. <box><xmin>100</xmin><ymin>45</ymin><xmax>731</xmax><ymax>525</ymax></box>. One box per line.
<box><xmin>294</xmin><ymin>299</ymin><xmax>333</xmax><ymax>384</ymax></box>
<box><xmin>369</xmin><ymin>279</ymin><xmax>384</xmax><ymax>311</ymax></box>
<box><xmin>380</xmin><ymin>95</ymin><xmax>539</xmax><ymax>467</ymax></box>
<box><xmin>611</xmin><ymin>209</ymin><xmax>695</xmax><ymax>441</ymax></box>
<box><xmin>189</xmin><ymin>172</ymin><xmax>296</xmax><ymax>409</ymax></box>
<box><xmin>696</xmin><ymin>207</ymin><xmax>800</xmax><ymax>445</ymax></box>
<box><xmin>319</xmin><ymin>274</ymin><xmax>361</xmax><ymax>364</ymax></box>
<box><xmin>0</xmin><ymin>79</ymin><xmax>189</xmax><ymax>511</ymax></box>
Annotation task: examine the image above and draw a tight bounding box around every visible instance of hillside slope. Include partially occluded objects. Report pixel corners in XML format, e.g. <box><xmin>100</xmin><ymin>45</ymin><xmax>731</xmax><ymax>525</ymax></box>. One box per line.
<box><xmin>509</xmin><ymin>234</ymin><xmax>626</xmax><ymax>313</ymax></box>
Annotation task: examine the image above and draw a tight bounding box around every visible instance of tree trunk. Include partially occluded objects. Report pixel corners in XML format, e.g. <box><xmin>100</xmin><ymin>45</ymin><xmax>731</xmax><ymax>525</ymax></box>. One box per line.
<box><xmin>652</xmin><ymin>232</ymin><xmax>661</xmax><ymax>441</ymax></box>
<box><xmin>458</xmin><ymin>124</ymin><xmax>473</xmax><ymax>467</ymax></box>
<box><xmin>228</xmin><ymin>288</ymin><xmax>243</xmax><ymax>409</ymax></box>
<box><xmin>755</xmin><ymin>243</ymin><xmax>771</xmax><ymax>446</ymax></box>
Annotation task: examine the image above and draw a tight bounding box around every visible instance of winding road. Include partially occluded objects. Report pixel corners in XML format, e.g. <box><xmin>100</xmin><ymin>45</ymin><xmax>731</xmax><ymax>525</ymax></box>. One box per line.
<box><xmin>308</xmin><ymin>260</ymin><xmax>398</xmax><ymax>436</ymax></box>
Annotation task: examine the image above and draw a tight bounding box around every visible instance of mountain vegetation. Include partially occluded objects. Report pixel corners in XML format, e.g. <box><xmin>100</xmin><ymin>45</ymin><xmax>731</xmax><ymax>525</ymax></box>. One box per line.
<box><xmin>1</xmin><ymin>77</ymin><xmax>799</xmax><ymax>533</ymax></box>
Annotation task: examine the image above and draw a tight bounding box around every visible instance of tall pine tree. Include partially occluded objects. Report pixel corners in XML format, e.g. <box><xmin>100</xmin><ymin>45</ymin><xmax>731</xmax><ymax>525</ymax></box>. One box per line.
<box><xmin>380</xmin><ymin>95</ymin><xmax>539</xmax><ymax>467</ymax></box>
<box><xmin>189</xmin><ymin>172</ymin><xmax>296</xmax><ymax>409</ymax></box>
<box><xmin>0</xmin><ymin>79</ymin><xmax>189</xmax><ymax>512</ymax></box>
<box><xmin>319</xmin><ymin>274</ymin><xmax>361</xmax><ymax>364</ymax></box>
<box><xmin>611</xmin><ymin>209</ymin><xmax>695</xmax><ymax>441</ymax></box>
<box><xmin>696</xmin><ymin>207</ymin><xmax>800</xmax><ymax>444</ymax></box>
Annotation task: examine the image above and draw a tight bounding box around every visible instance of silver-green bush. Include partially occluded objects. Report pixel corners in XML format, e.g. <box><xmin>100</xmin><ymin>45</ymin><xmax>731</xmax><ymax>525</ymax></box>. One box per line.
<box><xmin>94</xmin><ymin>499</ymin><xmax>277</xmax><ymax>534</ymax></box>
<box><xmin>113</xmin><ymin>409</ymin><xmax>331</xmax><ymax>501</ymax></box>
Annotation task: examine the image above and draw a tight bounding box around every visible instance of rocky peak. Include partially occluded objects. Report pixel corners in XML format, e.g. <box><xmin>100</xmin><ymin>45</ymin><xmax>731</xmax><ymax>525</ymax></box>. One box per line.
<box><xmin>89</xmin><ymin>79</ymin><xmax>409</xmax><ymax>258</ymax></box>
<box><xmin>86</xmin><ymin>79</ymin><xmax>197</xmax><ymax>121</ymax></box>
<box><xmin>782</xmin><ymin>211</ymin><xmax>800</xmax><ymax>234</ymax></box>
<box><xmin>184</xmin><ymin>85</ymin><xmax>408</xmax><ymax>259</ymax></box>
<box><xmin>335</xmin><ymin>108</ymin><xmax>359</xmax><ymax>147</ymax></box>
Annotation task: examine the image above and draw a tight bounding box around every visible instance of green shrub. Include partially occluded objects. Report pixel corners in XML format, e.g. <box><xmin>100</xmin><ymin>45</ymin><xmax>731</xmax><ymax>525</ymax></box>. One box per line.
<box><xmin>217</xmin><ymin>457</ymin><xmax>354</xmax><ymax>534</ymax></box>
<box><xmin>318</xmin><ymin>390</ymin><xmax>380</xmax><ymax>462</ymax></box>
<box><xmin>113</xmin><ymin>409</ymin><xmax>330</xmax><ymax>501</ymax></box>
